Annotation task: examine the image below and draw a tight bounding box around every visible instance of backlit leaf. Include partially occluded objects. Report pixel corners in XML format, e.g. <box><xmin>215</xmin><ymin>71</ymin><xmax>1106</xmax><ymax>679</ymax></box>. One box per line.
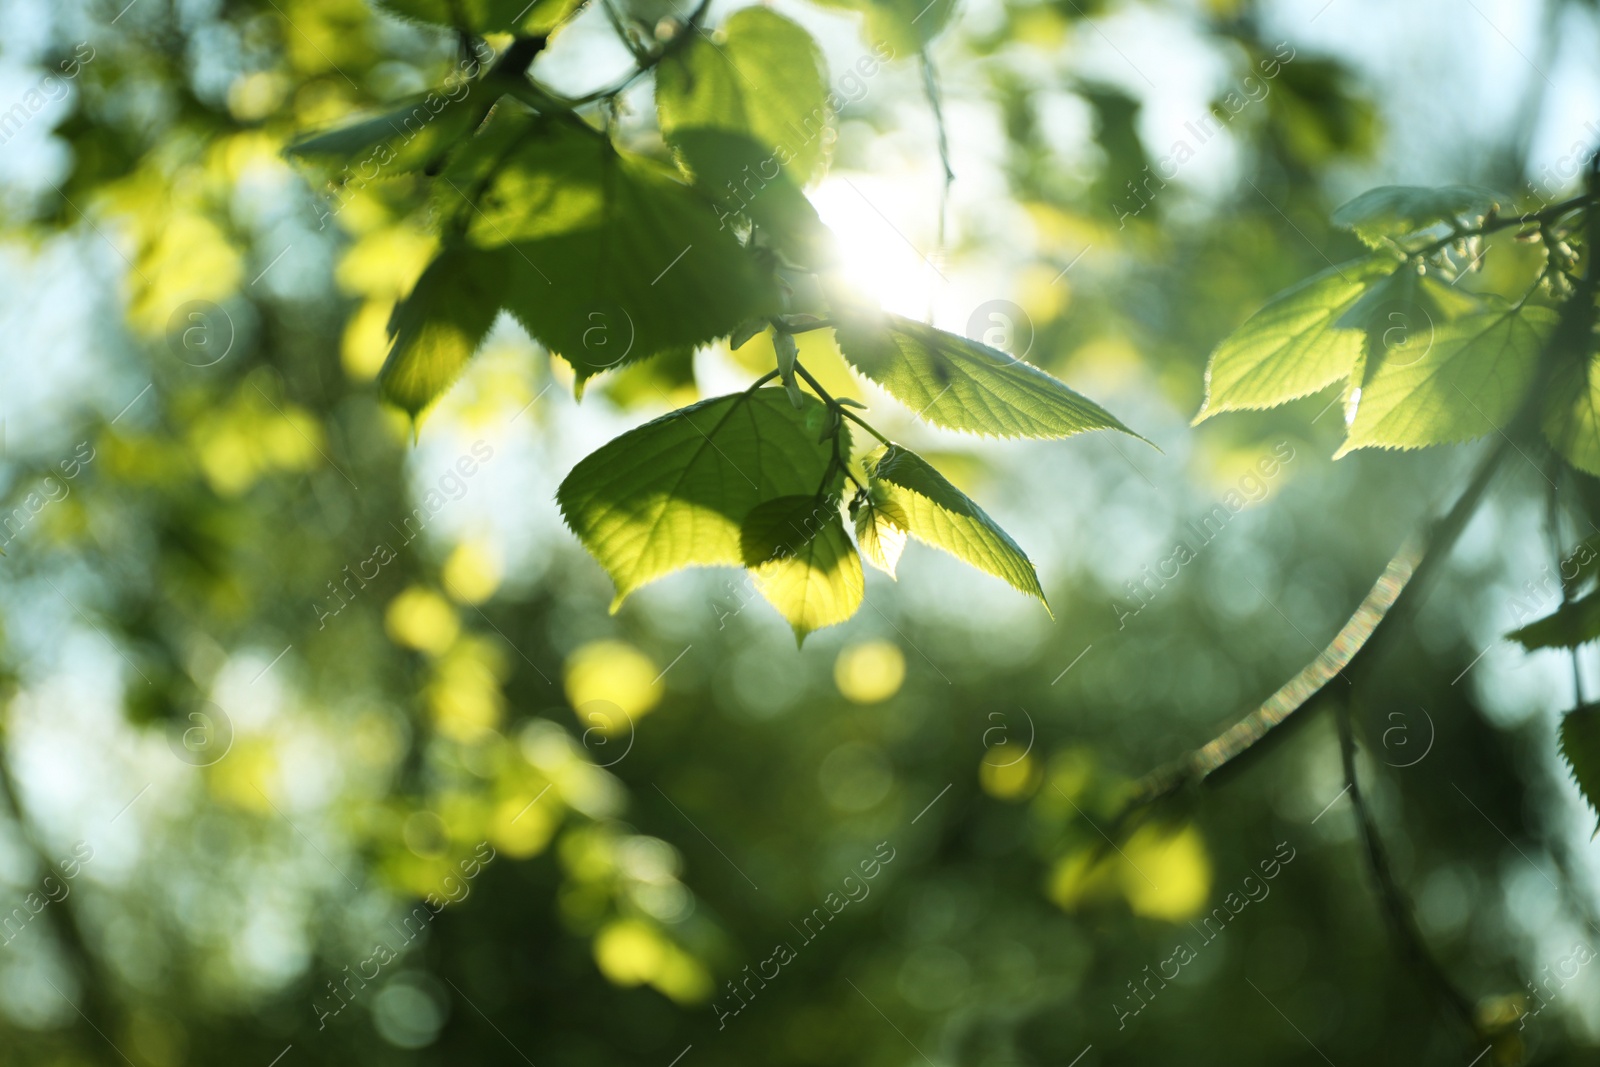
<box><xmin>656</xmin><ymin>8</ymin><xmax>834</xmax><ymax>265</ymax></box>
<box><xmin>557</xmin><ymin>388</ymin><xmax>835</xmax><ymax>606</ymax></box>
<box><xmin>1330</xmin><ymin>184</ymin><xmax>1504</xmax><ymax>248</ymax></box>
<box><xmin>657</xmin><ymin>7</ymin><xmax>831</xmax><ymax>185</ymax></box>
<box><xmin>1336</xmin><ymin>303</ymin><xmax>1558</xmax><ymax>456</ymax></box>
<box><xmin>868</xmin><ymin>445</ymin><xmax>1046</xmax><ymax>607</ymax></box>
<box><xmin>742</xmin><ymin>495</ymin><xmax>864</xmax><ymax>642</ymax></box>
<box><xmin>1195</xmin><ymin>257</ymin><xmax>1393</xmax><ymax>422</ymax></box>
<box><xmin>379</xmin><ymin>246</ymin><xmax>503</xmax><ymax>418</ymax></box>
<box><xmin>437</xmin><ymin>110</ymin><xmax>781</xmax><ymax>383</ymax></box>
<box><xmin>851</xmin><ymin>484</ymin><xmax>908</xmax><ymax>579</ymax></box>
<box><xmin>834</xmin><ymin>310</ymin><xmax>1135</xmax><ymax>440</ymax></box>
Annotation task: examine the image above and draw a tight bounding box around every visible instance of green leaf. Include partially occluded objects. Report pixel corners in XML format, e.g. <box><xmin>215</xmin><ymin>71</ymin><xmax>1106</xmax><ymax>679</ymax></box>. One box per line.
<box><xmin>1194</xmin><ymin>257</ymin><xmax>1394</xmax><ymax>422</ymax></box>
<box><xmin>1544</xmin><ymin>352</ymin><xmax>1600</xmax><ymax>477</ymax></box>
<box><xmin>655</xmin><ymin>8</ymin><xmax>834</xmax><ymax>266</ymax></box>
<box><xmin>1508</xmin><ymin>593</ymin><xmax>1600</xmax><ymax>651</ymax></box>
<box><xmin>850</xmin><ymin>484</ymin><xmax>908</xmax><ymax>579</ymax></box>
<box><xmin>556</xmin><ymin>388</ymin><xmax>835</xmax><ymax>607</ymax></box>
<box><xmin>1559</xmin><ymin>706</ymin><xmax>1600</xmax><ymax>833</ymax></box>
<box><xmin>834</xmin><ymin>310</ymin><xmax>1136</xmax><ymax>440</ymax></box>
<box><xmin>438</xmin><ymin>111</ymin><xmax>781</xmax><ymax>383</ymax></box>
<box><xmin>1336</xmin><ymin>303</ymin><xmax>1558</xmax><ymax>456</ymax></box>
<box><xmin>656</xmin><ymin>7</ymin><xmax>831</xmax><ymax>186</ymax></box>
<box><xmin>1330</xmin><ymin>184</ymin><xmax>1505</xmax><ymax>248</ymax></box>
<box><xmin>741</xmin><ymin>495</ymin><xmax>864</xmax><ymax>642</ymax></box>
<box><xmin>379</xmin><ymin>246</ymin><xmax>504</xmax><ymax>417</ymax></box>
<box><xmin>773</xmin><ymin>331</ymin><xmax>804</xmax><ymax>408</ymax></box>
<box><xmin>868</xmin><ymin>444</ymin><xmax>1046</xmax><ymax>607</ymax></box>
<box><xmin>374</xmin><ymin>0</ymin><xmax>584</xmax><ymax>33</ymax></box>
<box><xmin>287</xmin><ymin>90</ymin><xmax>484</xmax><ymax>175</ymax></box>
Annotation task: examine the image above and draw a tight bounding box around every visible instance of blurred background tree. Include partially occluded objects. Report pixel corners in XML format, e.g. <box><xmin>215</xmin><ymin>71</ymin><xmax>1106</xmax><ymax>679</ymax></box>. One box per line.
<box><xmin>1</xmin><ymin>0</ymin><xmax>1599</xmax><ymax>1065</ymax></box>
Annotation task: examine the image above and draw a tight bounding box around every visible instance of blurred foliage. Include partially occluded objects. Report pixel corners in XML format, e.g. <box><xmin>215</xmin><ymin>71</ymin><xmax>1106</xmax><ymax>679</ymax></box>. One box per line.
<box><xmin>1</xmin><ymin>0</ymin><xmax>1600</xmax><ymax>1066</ymax></box>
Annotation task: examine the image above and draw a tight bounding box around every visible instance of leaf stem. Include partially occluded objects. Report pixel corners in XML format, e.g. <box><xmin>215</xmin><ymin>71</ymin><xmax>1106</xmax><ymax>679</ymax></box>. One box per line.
<box><xmin>1408</xmin><ymin>190</ymin><xmax>1599</xmax><ymax>260</ymax></box>
<box><xmin>790</xmin><ymin>361</ymin><xmax>893</xmax><ymax>449</ymax></box>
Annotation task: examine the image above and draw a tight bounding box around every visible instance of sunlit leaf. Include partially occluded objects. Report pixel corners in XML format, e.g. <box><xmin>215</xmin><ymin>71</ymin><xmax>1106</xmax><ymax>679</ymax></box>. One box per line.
<box><xmin>656</xmin><ymin>8</ymin><xmax>834</xmax><ymax>265</ymax></box>
<box><xmin>834</xmin><ymin>310</ymin><xmax>1135</xmax><ymax>440</ymax></box>
<box><xmin>850</xmin><ymin>483</ymin><xmax>908</xmax><ymax>579</ymax></box>
<box><xmin>1195</xmin><ymin>257</ymin><xmax>1393</xmax><ymax>422</ymax></box>
<box><xmin>1330</xmin><ymin>184</ymin><xmax>1505</xmax><ymax>248</ymax></box>
<box><xmin>868</xmin><ymin>444</ymin><xmax>1046</xmax><ymax>607</ymax></box>
<box><xmin>656</xmin><ymin>7</ymin><xmax>831</xmax><ymax>185</ymax></box>
<box><xmin>742</xmin><ymin>495</ymin><xmax>864</xmax><ymax>642</ymax></box>
<box><xmin>379</xmin><ymin>246</ymin><xmax>503</xmax><ymax>417</ymax></box>
<box><xmin>556</xmin><ymin>388</ymin><xmax>834</xmax><ymax>606</ymax></box>
<box><xmin>438</xmin><ymin>110</ymin><xmax>781</xmax><ymax>384</ymax></box>
<box><xmin>1337</xmin><ymin>303</ymin><xmax>1558</xmax><ymax>456</ymax></box>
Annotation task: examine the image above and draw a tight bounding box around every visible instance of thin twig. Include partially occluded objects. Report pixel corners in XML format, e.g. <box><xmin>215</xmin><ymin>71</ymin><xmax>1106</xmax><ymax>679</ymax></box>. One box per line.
<box><xmin>1335</xmin><ymin>699</ymin><xmax>1477</xmax><ymax>1034</ymax></box>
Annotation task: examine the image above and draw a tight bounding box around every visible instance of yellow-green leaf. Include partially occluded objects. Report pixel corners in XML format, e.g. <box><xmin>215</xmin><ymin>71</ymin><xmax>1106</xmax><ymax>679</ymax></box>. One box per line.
<box><xmin>1336</xmin><ymin>303</ymin><xmax>1558</xmax><ymax>457</ymax></box>
<box><xmin>851</xmin><ymin>484</ymin><xmax>908</xmax><ymax>579</ymax></box>
<box><xmin>379</xmin><ymin>246</ymin><xmax>504</xmax><ymax>418</ymax></box>
<box><xmin>1195</xmin><ymin>257</ymin><xmax>1393</xmax><ymax>422</ymax></box>
<box><xmin>834</xmin><ymin>310</ymin><xmax>1135</xmax><ymax>440</ymax></box>
<box><xmin>869</xmin><ymin>444</ymin><xmax>1046</xmax><ymax>608</ymax></box>
<box><xmin>742</xmin><ymin>496</ymin><xmax>864</xmax><ymax>642</ymax></box>
<box><xmin>556</xmin><ymin>388</ymin><xmax>835</xmax><ymax>607</ymax></box>
<box><xmin>656</xmin><ymin>8</ymin><xmax>834</xmax><ymax>266</ymax></box>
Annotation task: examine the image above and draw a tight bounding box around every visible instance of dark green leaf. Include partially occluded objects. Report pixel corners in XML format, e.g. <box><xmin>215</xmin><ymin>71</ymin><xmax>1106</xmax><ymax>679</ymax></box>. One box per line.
<box><xmin>287</xmin><ymin>90</ymin><xmax>484</xmax><ymax>174</ymax></box>
<box><xmin>656</xmin><ymin>7</ymin><xmax>831</xmax><ymax>185</ymax></box>
<box><xmin>1509</xmin><ymin>592</ymin><xmax>1600</xmax><ymax>651</ymax></box>
<box><xmin>1560</xmin><ymin>706</ymin><xmax>1600</xmax><ymax>833</ymax></box>
<box><xmin>438</xmin><ymin>110</ymin><xmax>781</xmax><ymax>383</ymax></box>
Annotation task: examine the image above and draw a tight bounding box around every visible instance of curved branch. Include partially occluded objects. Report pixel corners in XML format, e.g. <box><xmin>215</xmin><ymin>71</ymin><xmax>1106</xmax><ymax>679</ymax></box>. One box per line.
<box><xmin>1130</xmin><ymin>435</ymin><xmax>1511</xmax><ymax>809</ymax></box>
